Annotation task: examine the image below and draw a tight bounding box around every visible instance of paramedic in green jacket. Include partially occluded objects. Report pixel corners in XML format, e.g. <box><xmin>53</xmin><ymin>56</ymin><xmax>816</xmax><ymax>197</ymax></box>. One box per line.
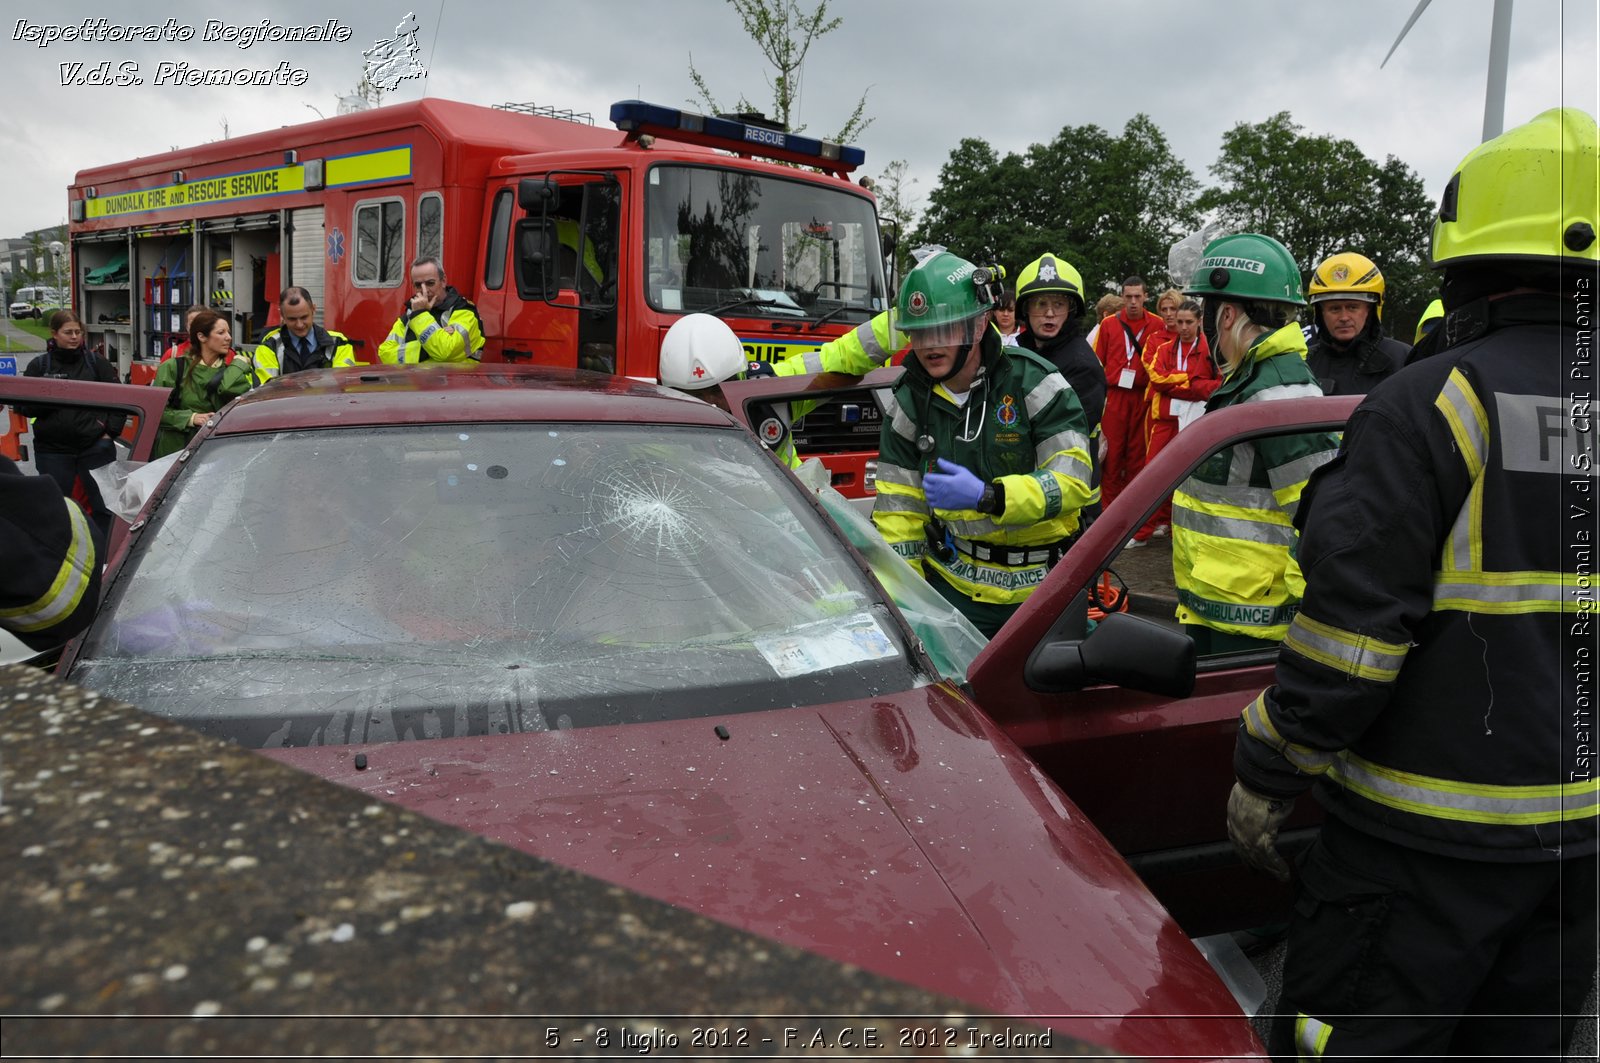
<box><xmin>872</xmin><ymin>251</ymin><xmax>1093</xmax><ymax>637</ymax></box>
<box><xmin>1171</xmin><ymin>233</ymin><xmax>1340</xmax><ymax>653</ymax></box>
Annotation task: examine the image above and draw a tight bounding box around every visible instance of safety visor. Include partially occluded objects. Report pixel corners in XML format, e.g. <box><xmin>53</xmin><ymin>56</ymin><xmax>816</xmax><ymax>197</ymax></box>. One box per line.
<box><xmin>901</xmin><ymin>315</ymin><xmax>981</xmax><ymax>350</ymax></box>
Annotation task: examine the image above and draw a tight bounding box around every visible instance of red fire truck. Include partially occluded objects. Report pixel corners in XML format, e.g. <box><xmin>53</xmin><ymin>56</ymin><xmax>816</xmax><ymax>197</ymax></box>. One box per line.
<box><xmin>62</xmin><ymin>98</ymin><xmax>891</xmax><ymax>492</ymax></box>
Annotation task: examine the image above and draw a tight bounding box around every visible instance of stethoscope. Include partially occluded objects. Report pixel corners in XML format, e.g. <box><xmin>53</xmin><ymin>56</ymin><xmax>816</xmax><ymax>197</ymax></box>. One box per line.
<box><xmin>916</xmin><ymin>369</ymin><xmax>988</xmax><ymax>454</ymax></box>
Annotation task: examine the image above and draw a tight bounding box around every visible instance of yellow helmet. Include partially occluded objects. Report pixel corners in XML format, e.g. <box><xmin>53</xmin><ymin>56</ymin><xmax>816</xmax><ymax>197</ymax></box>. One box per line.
<box><xmin>1015</xmin><ymin>253</ymin><xmax>1086</xmax><ymax>317</ymax></box>
<box><xmin>1432</xmin><ymin>107</ymin><xmax>1600</xmax><ymax>268</ymax></box>
<box><xmin>1309</xmin><ymin>252</ymin><xmax>1385</xmax><ymax>314</ymax></box>
<box><xmin>1414</xmin><ymin>298</ymin><xmax>1444</xmax><ymax>344</ymax></box>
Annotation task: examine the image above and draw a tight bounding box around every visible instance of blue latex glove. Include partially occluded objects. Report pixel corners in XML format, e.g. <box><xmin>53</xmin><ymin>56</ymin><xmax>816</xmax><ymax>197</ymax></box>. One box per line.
<box><xmin>922</xmin><ymin>458</ymin><xmax>986</xmax><ymax>511</ymax></box>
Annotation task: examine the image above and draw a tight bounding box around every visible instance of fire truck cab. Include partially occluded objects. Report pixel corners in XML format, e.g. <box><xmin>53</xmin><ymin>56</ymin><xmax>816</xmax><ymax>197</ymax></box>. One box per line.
<box><xmin>64</xmin><ymin>98</ymin><xmax>889</xmax><ymax>490</ymax></box>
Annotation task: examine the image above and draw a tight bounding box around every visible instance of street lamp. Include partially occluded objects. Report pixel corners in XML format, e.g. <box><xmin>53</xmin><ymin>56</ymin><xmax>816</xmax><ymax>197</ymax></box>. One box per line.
<box><xmin>47</xmin><ymin>240</ymin><xmax>65</xmax><ymax>309</ymax></box>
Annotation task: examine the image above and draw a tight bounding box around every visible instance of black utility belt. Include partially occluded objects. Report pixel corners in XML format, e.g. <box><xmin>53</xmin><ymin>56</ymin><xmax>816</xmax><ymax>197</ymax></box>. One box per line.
<box><xmin>950</xmin><ymin>534</ymin><xmax>1074</xmax><ymax>567</ymax></box>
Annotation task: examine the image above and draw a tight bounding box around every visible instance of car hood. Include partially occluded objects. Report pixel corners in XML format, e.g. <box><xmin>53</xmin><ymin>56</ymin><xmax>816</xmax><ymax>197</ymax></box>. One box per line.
<box><xmin>265</xmin><ymin>684</ymin><xmax>1257</xmax><ymax>1056</ymax></box>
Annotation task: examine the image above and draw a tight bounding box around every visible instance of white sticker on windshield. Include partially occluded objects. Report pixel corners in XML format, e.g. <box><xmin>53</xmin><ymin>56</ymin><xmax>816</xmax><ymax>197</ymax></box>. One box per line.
<box><xmin>755</xmin><ymin>613</ymin><xmax>896</xmax><ymax>678</ymax></box>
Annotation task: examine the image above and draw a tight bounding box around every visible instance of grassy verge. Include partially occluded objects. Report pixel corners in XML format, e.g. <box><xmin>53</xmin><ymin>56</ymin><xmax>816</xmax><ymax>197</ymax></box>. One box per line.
<box><xmin>11</xmin><ymin>317</ymin><xmax>53</xmax><ymax>341</ymax></box>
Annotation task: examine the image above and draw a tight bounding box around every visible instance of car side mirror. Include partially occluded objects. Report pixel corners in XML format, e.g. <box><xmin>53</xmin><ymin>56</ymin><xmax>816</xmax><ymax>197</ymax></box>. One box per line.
<box><xmin>1026</xmin><ymin>603</ymin><xmax>1196</xmax><ymax>698</ymax></box>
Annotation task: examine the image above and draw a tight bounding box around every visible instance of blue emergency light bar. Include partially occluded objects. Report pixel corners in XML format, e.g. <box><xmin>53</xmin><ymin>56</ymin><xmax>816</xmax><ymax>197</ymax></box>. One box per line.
<box><xmin>610</xmin><ymin>100</ymin><xmax>866</xmax><ymax>176</ymax></box>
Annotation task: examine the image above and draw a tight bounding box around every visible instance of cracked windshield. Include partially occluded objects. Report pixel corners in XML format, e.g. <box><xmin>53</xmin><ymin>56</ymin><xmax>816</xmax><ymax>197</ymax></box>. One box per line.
<box><xmin>72</xmin><ymin>423</ymin><xmax>920</xmax><ymax>748</ymax></box>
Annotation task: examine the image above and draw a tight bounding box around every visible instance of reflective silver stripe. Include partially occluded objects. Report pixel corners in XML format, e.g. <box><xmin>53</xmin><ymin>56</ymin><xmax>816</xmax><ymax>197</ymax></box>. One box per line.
<box><xmin>1039</xmin><ymin>452</ymin><xmax>1093</xmax><ymax>487</ymax></box>
<box><xmin>418</xmin><ymin>323</ymin><xmax>440</xmax><ymax>343</ymax></box>
<box><xmin>1283</xmin><ymin>614</ymin><xmax>1408</xmax><ymax>682</ymax></box>
<box><xmin>874</xmin><ymin>463</ymin><xmax>922</xmax><ymax>489</ymax></box>
<box><xmin>1295</xmin><ymin>1014</ymin><xmax>1333</xmax><ymax>1057</ymax></box>
<box><xmin>801</xmin><ymin>350</ymin><xmax>826</xmax><ymax>373</ymax></box>
<box><xmin>1227</xmin><ymin>443</ymin><xmax>1258</xmax><ymax>487</ymax></box>
<box><xmin>855</xmin><ymin>319</ymin><xmax>891</xmax><ymax>365</ymax></box>
<box><xmin>1240</xmin><ymin>692</ymin><xmax>1336</xmax><ymax>774</ymax></box>
<box><xmin>1034</xmin><ymin>429</ymin><xmax>1089</xmax><ymax>466</ymax></box>
<box><xmin>1173</xmin><ymin>506</ymin><xmax>1298</xmax><ymax>547</ymax></box>
<box><xmin>949</xmin><ymin>534</ymin><xmax>1061</xmax><ymax>565</ymax></box>
<box><xmin>945</xmin><ymin>516</ymin><xmax>1004</xmax><ymax>538</ymax></box>
<box><xmin>888</xmin><ymin>395</ymin><xmax>919</xmax><ymax>442</ymax></box>
<box><xmin>1182</xmin><ymin>478</ymin><xmax>1280</xmax><ymax>510</ymax></box>
<box><xmin>1434</xmin><ymin>572</ymin><xmax>1581</xmax><ymax>612</ymax></box>
<box><xmin>2</xmin><ymin>500</ymin><xmax>94</xmax><ymax>632</ymax></box>
<box><xmin>1269</xmin><ymin>449</ymin><xmax>1336</xmax><ymax>490</ymax></box>
<box><xmin>1244</xmin><ymin>382</ymin><xmax>1322</xmax><ymax>403</ymax></box>
<box><xmin>873</xmin><ymin>492</ymin><xmax>928</xmax><ymax>517</ymax></box>
<box><xmin>1331</xmin><ymin>752</ymin><xmax>1600</xmax><ymax>824</ymax></box>
<box><xmin>1436</xmin><ymin>368</ymin><xmax>1489</xmax><ymax>478</ymax></box>
<box><xmin>1023</xmin><ymin>373</ymin><xmax>1068</xmax><ymax>418</ymax></box>
<box><xmin>386</xmin><ymin>330</ymin><xmax>404</xmax><ymax>345</ymax></box>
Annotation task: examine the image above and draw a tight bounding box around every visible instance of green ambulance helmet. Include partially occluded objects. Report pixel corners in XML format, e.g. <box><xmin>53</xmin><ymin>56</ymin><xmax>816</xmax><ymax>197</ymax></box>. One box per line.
<box><xmin>1184</xmin><ymin>232</ymin><xmax>1306</xmax><ymax>306</ymax></box>
<box><xmin>894</xmin><ymin>250</ymin><xmax>992</xmax><ymax>345</ymax></box>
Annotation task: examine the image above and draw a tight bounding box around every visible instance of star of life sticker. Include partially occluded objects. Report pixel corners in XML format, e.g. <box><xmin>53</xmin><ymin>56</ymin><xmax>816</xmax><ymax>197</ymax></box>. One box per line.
<box><xmin>363</xmin><ymin>12</ymin><xmax>428</xmax><ymax>91</ymax></box>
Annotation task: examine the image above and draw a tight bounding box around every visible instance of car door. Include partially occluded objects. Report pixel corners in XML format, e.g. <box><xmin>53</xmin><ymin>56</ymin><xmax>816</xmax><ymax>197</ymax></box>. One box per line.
<box><xmin>2</xmin><ymin>374</ymin><xmax>167</xmax><ymax>665</ymax></box>
<box><xmin>968</xmin><ymin>393</ymin><xmax>1359</xmax><ymax>934</ymax></box>
<box><xmin>2</xmin><ymin>373</ymin><xmax>168</xmax><ymax>543</ymax></box>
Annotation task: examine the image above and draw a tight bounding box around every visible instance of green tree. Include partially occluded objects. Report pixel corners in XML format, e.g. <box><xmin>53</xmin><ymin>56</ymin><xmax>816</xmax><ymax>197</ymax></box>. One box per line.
<box><xmin>688</xmin><ymin>0</ymin><xmax>871</xmax><ymax>144</ymax></box>
<box><xmin>916</xmin><ymin>115</ymin><xmax>1201</xmax><ymax>297</ymax></box>
<box><xmin>1197</xmin><ymin>112</ymin><xmax>1436</xmax><ymax>339</ymax></box>
<box><xmin>872</xmin><ymin>159</ymin><xmax>919</xmax><ymax>280</ymax></box>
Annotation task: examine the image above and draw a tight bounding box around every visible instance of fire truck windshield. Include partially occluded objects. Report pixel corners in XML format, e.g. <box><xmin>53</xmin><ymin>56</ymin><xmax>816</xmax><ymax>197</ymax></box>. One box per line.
<box><xmin>644</xmin><ymin>164</ymin><xmax>885</xmax><ymax>323</ymax></box>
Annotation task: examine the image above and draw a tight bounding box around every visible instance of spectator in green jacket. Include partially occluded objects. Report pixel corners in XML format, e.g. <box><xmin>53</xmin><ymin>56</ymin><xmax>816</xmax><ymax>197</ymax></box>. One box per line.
<box><xmin>151</xmin><ymin>310</ymin><xmax>252</xmax><ymax>457</ymax></box>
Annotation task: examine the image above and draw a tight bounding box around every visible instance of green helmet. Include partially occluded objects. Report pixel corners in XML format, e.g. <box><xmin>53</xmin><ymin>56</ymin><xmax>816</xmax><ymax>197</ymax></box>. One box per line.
<box><xmin>1014</xmin><ymin>253</ymin><xmax>1085</xmax><ymax>316</ymax></box>
<box><xmin>1184</xmin><ymin>232</ymin><xmax>1305</xmax><ymax>306</ymax></box>
<box><xmin>1432</xmin><ymin>107</ymin><xmax>1599</xmax><ymax>269</ymax></box>
<box><xmin>894</xmin><ymin>251</ymin><xmax>992</xmax><ymax>344</ymax></box>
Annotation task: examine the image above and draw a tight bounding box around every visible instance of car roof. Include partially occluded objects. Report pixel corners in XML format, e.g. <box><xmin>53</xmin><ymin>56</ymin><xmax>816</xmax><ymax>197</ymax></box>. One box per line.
<box><xmin>214</xmin><ymin>366</ymin><xmax>736</xmax><ymax>436</ymax></box>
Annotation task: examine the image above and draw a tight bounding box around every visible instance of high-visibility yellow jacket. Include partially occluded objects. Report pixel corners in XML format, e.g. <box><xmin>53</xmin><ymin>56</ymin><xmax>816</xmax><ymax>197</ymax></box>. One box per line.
<box><xmin>1236</xmin><ymin>294</ymin><xmax>1597</xmax><ymax>861</ymax></box>
<box><xmin>377</xmin><ymin>287</ymin><xmax>484</xmax><ymax>365</ymax></box>
<box><xmin>774</xmin><ymin>311</ymin><xmax>905</xmax><ymax>377</ymax></box>
<box><xmin>254</xmin><ymin>325</ymin><xmax>357</xmax><ymax>385</ymax></box>
<box><xmin>1170</xmin><ymin>323</ymin><xmax>1337</xmax><ymax>640</ymax></box>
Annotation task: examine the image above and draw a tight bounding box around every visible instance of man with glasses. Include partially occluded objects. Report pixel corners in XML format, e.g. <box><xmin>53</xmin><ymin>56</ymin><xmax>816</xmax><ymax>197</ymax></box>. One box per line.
<box><xmin>253</xmin><ymin>287</ymin><xmax>358</xmax><ymax>384</ymax></box>
<box><xmin>377</xmin><ymin>256</ymin><xmax>484</xmax><ymax>366</ymax></box>
<box><xmin>872</xmin><ymin>250</ymin><xmax>1093</xmax><ymax>637</ymax></box>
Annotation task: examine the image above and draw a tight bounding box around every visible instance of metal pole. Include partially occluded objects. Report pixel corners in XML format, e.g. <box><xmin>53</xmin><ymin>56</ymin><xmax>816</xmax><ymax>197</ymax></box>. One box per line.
<box><xmin>1483</xmin><ymin>0</ymin><xmax>1513</xmax><ymax>141</ymax></box>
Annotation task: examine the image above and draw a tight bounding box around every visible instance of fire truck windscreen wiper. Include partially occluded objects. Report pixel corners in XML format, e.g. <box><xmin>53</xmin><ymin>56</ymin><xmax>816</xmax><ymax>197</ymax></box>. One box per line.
<box><xmin>807</xmin><ymin>305</ymin><xmax>859</xmax><ymax>332</ymax></box>
<box><xmin>705</xmin><ymin>297</ymin><xmax>783</xmax><ymax>318</ymax></box>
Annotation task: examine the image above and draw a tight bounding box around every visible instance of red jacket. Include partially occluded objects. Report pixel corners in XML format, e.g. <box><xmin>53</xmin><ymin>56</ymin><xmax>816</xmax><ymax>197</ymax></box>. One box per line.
<box><xmin>1143</xmin><ymin>333</ymin><xmax>1220</xmax><ymax>420</ymax></box>
<box><xmin>1093</xmin><ymin>309</ymin><xmax>1165</xmax><ymax>394</ymax></box>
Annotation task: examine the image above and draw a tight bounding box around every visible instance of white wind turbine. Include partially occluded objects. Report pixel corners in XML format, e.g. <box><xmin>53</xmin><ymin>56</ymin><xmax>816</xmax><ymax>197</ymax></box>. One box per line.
<box><xmin>1382</xmin><ymin>0</ymin><xmax>1515</xmax><ymax>141</ymax></box>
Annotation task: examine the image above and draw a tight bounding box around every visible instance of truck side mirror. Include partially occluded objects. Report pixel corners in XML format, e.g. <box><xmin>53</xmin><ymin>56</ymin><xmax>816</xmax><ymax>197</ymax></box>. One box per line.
<box><xmin>517</xmin><ymin>177</ymin><xmax>558</xmax><ymax>213</ymax></box>
<box><xmin>514</xmin><ymin>217</ymin><xmax>560</xmax><ymax>302</ymax></box>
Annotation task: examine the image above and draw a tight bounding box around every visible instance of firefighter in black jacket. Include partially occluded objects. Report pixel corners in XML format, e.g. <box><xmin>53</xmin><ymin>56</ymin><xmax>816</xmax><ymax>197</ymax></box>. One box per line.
<box><xmin>1227</xmin><ymin>107</ymin><xmax>1599</xmax><ymax>1058</ymax></box>
<box><xmin>1</xmin><ymin>455</ymin><xmax>100</xmax><ymax>649</ymax></box>
<box><xmin>1303</xmin><ymin>251</ymin><xmax>1410</xmax><ymax>395</ymax></box>
<box><xmin>19</xmin><ymin>309</ymin><xmax>125</xmax><ymax>542</ymax></box>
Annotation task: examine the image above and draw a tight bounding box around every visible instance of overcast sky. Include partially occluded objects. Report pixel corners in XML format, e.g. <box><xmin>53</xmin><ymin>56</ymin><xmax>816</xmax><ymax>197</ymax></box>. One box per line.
<box><xmin>2</xmin><ymin>0</ymin><xmax>1595</xmax><ymax>240</ymax></box>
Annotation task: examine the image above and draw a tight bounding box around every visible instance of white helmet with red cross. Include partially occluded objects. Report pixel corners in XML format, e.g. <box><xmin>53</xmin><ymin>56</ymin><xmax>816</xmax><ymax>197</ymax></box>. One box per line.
<box><xmin>659</xmin><ymin>313</ymin><xmax>746</xmax><ymax>391</ymax></box>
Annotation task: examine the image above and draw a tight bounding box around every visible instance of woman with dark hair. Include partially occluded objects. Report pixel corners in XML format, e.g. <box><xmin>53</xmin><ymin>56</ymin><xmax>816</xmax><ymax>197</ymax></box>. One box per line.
<box><xmin>150</xmin><ymin>310</ymin><xmax>251</xmax><ymax>457</ymax></box>
<box><xmin>992</xmin><ymin>287</ymin><xmax>1021</xmax><ymax>346</ymax></box>
<box><xmin>20</xmin><ymin>309</ymin><xmax>125</xmax><ymax>541</ymax></box>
